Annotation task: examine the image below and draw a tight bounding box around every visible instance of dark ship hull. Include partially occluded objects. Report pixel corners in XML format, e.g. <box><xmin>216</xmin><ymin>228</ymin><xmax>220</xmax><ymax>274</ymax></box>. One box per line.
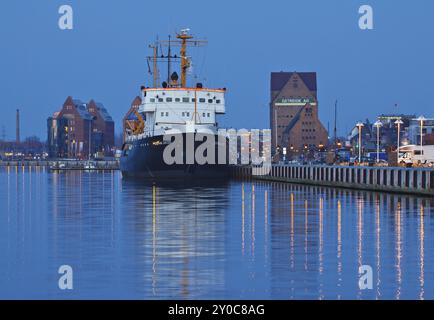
<box><xmin>120</xmin><ymin>133</ymin><xmax>230</xmax><ymax>179</ymax></box>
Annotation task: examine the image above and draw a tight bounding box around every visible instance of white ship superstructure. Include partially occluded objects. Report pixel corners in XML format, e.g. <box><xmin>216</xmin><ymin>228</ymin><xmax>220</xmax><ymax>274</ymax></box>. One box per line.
<box><xmin>133</xmin><ymin>87</ymin><xmax>226</xmax><ymax>140</ymax></box>
<box><xmin>120</xmin><ymin>29</ymin><xmax>230</xmax><ymax>179</ymax></box>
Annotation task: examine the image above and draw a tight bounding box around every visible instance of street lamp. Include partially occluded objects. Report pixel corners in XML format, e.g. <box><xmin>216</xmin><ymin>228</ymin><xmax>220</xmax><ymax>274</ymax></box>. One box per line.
<box><xmin>395</xmin><ymin>118</ymin><xmax>404</xmax><ymax>158</ymax></box>
<box><xmin>417</xmin><ymin>115</ymin><xmax>426</xmax><ymax>157</ymax></box>
<box><xmin>356</xmin><ymin>122</ymin><xmax>364</xmax><ymax>164</ymax></box>
<box><xmin>374</xmin><ymin>120</ymin><xmax>383</xmax><ymax>163</ymax></box>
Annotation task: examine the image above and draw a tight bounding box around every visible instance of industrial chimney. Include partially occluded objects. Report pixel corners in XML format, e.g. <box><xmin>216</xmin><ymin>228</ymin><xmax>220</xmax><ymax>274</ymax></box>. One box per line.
<box><xmin>16</xmin><ymin>109</ymin><xmax>20</xmax><ymax>144</ymax></box>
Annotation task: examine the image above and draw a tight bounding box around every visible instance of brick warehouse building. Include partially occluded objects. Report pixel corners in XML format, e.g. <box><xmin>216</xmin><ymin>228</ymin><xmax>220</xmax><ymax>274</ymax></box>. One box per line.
<box><xmin>47</xmin><ymin>96</ymin><xmax>115</xmax><ymax>159</ymax></box>
<box><xmin>270</xmin><ymin>72</ymin><xmax>328</xmax><ymax>156</ymax></box>
<box><xmin>87</xmin><ymin>99</ymin><xmax>115</xmax><ymax>151</ymax></box>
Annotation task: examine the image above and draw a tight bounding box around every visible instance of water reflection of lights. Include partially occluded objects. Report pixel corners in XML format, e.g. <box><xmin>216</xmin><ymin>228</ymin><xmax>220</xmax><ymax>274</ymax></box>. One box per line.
<box><xmin>337</xmin><ymin>199</ymin><xmax>342</xmax><ymax>295</ymax></box>
<box><xmin>357</xmin><ymin>197</ymin><xmax>363</xmax><ymax>269</ymax></box>
<box><xmin>264</xmin><ymin>189</ymin><xmax>268</xmax><ymax>260</ymax></box>
<box><xmin>290</xmin><ymin>194</ymin><xmax>294</xmax><ymax>270</ymax></box>
<box><xmin>304</xmin><ymin>198</ymin><xmax>308</xmax><ymax>272</ymax></box>
<box><xmin>419</xmin><ymin>202</ymin><xmax>425</xmax><ymax>300</ymax></box>
<box><xmin>319</xmin><ymin>197</ymin><xmax>324</xmax><ymax>300</ymax></box>
<box><xmin>357</xmin><ymin>196</ymin><xmax>363</xmax><ymax>300</ymax></box>
<box><xmin>152</xmin><ymin>185</ymin><xmax>157</xmax><ymax>296</ymax></box>
<box><xmin>375</xmin><ymin>196</ymin><xmax>381</xmax><ymax>299</ymax></box>
<box><xmin>319</xmin><ymin>197</ymin><xmax>324</xmax><ymax>274</ymax></box>
<box><xmin>251</xmin><ymin>184</ymin><xmax>255</xmax><ymax>257</ymax></box>
<box><xmin>241</xmin><ymin>183</ymin><xmax>245</xmax><ymax>255</ymax></box>
<box><xmin>2</xmin><ymin>170</ymin><xmax>433</xmax><ymax>299</ymax></box>
<box><xmin>395</xmin><ymin>201</ymin><xmax>402</xmax><ymax>300</ymax></box>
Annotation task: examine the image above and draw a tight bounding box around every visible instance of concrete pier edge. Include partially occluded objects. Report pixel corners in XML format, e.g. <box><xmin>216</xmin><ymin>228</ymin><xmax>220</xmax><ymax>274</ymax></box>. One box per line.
<box><xmin>231</xmin><ymin>165</ymin><xmax>434</xmax><ymax>198</ymax></box>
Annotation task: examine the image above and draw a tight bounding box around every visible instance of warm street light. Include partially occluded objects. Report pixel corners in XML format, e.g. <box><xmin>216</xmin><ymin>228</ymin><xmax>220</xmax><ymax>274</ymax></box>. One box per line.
<box><xmin>417</xmin><ymin>115</ymin><xmax>426</xmax><ymax>157</ymax></box>
<box><xmin>356</xmin><ymin>122</ymin><xmax>364</xmax><ymax>164</ymax></box>
<box><xmin>394</xmin><ymin>119</ymin><xmax>404</xmax><ymax>158</ymax></box>
<box><xmin>374</xmin><ymin>120</ymin><xmax>383</xmax><ymax>163</ymax></box>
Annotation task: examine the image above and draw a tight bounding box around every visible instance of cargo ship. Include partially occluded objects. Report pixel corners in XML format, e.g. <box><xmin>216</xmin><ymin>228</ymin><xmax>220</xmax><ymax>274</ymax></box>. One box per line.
<box><xmin>120</xmin><ymin>29</ymin><xmax>229</xmax><ymax>179</ymax></box>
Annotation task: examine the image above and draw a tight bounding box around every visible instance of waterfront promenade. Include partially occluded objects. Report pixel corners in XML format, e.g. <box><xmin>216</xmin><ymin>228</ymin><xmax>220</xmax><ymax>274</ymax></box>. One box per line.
<box><xmin>0</xmin><ymin>160</ymin><xmax>119</xmax><ymax>170</ymax></box>
<box><xmin>233</xmin><ymin>164</ymin><xmax>434</xmax><ymax>197</ymax></box>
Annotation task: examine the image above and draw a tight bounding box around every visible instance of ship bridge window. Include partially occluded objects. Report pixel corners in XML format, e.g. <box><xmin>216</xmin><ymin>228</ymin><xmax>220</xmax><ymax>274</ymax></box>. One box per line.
<box><xmin>161</xmin><ymin>112</ymin><xmax>164</xmax><ymax>116</ymax></box>
<box><xmin>192</xmin><ymin>98</ymin><xmax>196</xmax><ymax>103</ymax></box>
<box><xmin>216</xmin><ymin>99</ymin><xmax>221</xmax><ymax>104</ymax></box>
<box><xmin>175</xmin><ymin>98</ymin><xmax>181</xmax><ymax>102</ymax></box>
<box><xmin>207</xmin><ymin>113</ymin><xmax>210</xmax><ymax>117</ymax></box>
<box><xmin>158</xmin><ymin>98</ymin><xmax>164</xmax><ymax>102</ymax></box>
<box><xmin>199</xmin><ymin>98</ymin><xmax>206</xmax><ymax>103</ymax></box>
<box><xmin>166</xmin><ymin>97</ymin><xmax>173</xmax><ymax>102</ymax></box>
<box><xmin>182</xmin><ymin>97</ymin><xmax>189</xmax><ymax>103</ymax></box>
<box><xmin>208</xmin><ymin>99</ymin><xmax>213</xmax><ymax>103</ymax></box>
<box><xmin>202</xmin><ymin>112</ymin><xmax>206</xmax><ymax>117</ymax></box>
<box><xmin>150</xmin><ymin>98</ymin><xmax>155</xmax><ymax>102</ymax></box>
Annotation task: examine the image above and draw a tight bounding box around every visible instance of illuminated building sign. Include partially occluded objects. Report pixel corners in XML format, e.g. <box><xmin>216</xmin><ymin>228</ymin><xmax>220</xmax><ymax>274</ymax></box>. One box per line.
<box><xmin>275</xmin><ymin>97</ymin><xmax>316</xmax><ymax>106</ymax></box>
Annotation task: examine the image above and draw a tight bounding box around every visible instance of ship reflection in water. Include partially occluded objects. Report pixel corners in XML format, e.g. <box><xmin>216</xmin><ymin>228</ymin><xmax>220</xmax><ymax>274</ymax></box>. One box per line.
<box><xmin>0</xmin><ymin>167</ymin><xmax>433</xmax><ymax>299</ymax></box>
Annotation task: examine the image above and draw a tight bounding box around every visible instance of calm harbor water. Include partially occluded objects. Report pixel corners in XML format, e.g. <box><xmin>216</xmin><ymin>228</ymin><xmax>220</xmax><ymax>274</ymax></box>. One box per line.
<box><xmin>0</xmin><ymin>166</ymin><xmax>433</xmax><ymax>300</ymax></box>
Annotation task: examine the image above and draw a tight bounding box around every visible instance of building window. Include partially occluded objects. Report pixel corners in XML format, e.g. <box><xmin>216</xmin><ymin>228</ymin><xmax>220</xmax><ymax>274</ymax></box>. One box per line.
<box><xmin>166</xmin><ymin>97</ymin><xmax>173</xmax><ymax>102</ymax></box>
<box><xmin>182</xmin><ymin>112</ymin><xmax>185</xmax><ymax>117</ymax></box>
<box><xmin>182</xmin><ymin>97</ymin><xmax>189</xmax><ymax>103</ymax></box>
<box><xmin>158</xmin><ymin>98</ymin><xmax>164</xmax><ymax>102</ymax></box>
<box><xmin>166</xmin><ymin>112</ymin><xmax>169</xmax><ymax>116</ymax></box>
<box><xmin>192</xmin><ymin>98</ymin><xmax>196</xmax><ymax>103</ymax></box>
<box><xmin>199</xmin><ymin>98</ymin><xmax>206</xmax><ymax>103</ymax></box>
<box><xmin>161</xmin><ymin>112</ymin><xmax>164</xmax><ymax>117</ymax></box>
<box><xmin>175</xmin><ymin>98</ymin><xmax>181</xmax><ymax>102</ymax></box>
<box><xmin>208</xmin><ymin>99</ymin><xmax>213</xmax><ymax>103</ymax></box>
<box><xmin>202</xmin><ymin>113</ymin><xmax>206</xmax><ymax>117</ymax></box>
<box><xmin>216</xmin><ymin>99</ymin><xmax>221</xmax><ymax>104</ymax></box>
<box><xmin>207</xmin><ymin>113</ymin><xmax>210</xmax><ymax>117</ymax></box>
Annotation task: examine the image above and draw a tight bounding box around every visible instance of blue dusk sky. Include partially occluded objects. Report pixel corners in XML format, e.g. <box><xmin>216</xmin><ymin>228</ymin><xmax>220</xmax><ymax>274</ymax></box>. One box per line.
<box><xmin>1</xmin><ymin>0</ymin><xmax>434</xmax><ymax>140</ymax></box>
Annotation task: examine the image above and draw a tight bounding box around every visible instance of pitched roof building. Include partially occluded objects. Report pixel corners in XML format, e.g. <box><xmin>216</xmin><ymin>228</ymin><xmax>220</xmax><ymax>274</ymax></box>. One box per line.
<box><xmin>87</xmin><ymin>100</ymin><xmax>115</xmax><ymax>153</ymax></box>
<box><xmin>270</xmin><ymin>72</ymin><xmax>328</xmax><ymax>156</ymax></box>
<box><xmin>47</xmin><ymin>96</ymin><xmax>115</xmax><ymax>159</ymax></box>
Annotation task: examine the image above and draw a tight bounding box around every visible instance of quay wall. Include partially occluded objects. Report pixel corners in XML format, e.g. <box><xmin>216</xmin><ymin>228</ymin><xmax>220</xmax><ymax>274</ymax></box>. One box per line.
<box><xmin>0</xmin><ymin>160</ymin><xmax>119</xmax><ymax>170</ymax></box>
<box><xmin>232</xmin><ymin>165</ymin><xmax>434</xmax><ymax>197</ymax></box>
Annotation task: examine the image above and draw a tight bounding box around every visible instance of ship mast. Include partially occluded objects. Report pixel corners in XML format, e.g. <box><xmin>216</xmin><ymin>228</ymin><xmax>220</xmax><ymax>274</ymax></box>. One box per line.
<box><xmin>148</xmin><ymin>42</ymin><xmax>159</xmax><ymax>88</ymax></box>
<box><xmin>167</xmin><ymin>35</ymin><xmax>172</xmax><ymax>85</ymax></box>
<box><xmin>173</xmin><ymin>29</ymin><xmax>207</xmax><ymax>88</ymax></box>
<box><xmin>149</xmin><ymin>29</ymin><xmax>207</xmax><ymax>88</ymax></box>
<box><xmin>177</xmin><ymin>30</ymin><xmax>193</xmax><ymax>88</ymax></box>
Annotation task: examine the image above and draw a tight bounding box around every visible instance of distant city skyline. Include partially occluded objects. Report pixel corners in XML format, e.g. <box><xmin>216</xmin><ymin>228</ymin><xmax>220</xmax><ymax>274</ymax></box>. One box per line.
<box><xmin>1</xmin><ymin>0</ymin><xmax>434</xmax><ymax>140</ymax></box>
